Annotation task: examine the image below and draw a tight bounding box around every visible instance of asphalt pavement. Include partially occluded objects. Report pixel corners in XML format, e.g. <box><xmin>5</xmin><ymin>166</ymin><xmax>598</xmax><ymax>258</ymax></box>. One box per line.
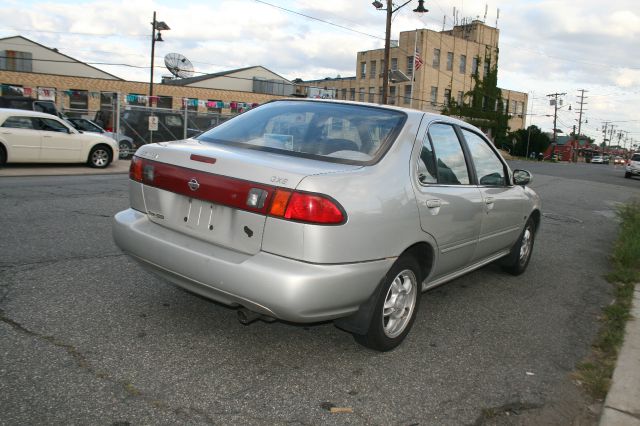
<box><xmin>1</xmin><ymin>159</ymin><xmax>639</xmax><ymax>424</ymax></box>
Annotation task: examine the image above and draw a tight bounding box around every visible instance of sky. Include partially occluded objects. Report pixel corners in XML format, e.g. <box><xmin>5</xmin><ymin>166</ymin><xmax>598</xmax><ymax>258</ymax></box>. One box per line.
<box><xmin>1</xmin><ymin>0</ymin><xmax>639</xmax><ymax>147</ymax></box>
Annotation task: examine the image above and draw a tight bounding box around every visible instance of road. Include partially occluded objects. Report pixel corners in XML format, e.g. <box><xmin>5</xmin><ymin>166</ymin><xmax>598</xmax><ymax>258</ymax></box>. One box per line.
<box><xmin>1</xmin><ymin>162</ymin><xmax>639</xmax><ymax>425</ymax></box>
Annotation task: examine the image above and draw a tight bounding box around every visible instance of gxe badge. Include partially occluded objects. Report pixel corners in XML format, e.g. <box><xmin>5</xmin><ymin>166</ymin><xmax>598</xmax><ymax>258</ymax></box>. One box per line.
<box><xmin>188</xmin><ymin>178</ymin><xmax>200</xmax><ymax>191</ymax></box>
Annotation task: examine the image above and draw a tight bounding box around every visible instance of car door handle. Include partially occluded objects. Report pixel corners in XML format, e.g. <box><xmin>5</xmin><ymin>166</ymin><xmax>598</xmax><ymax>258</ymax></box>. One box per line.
<box><xmin>1</xmin><ymin>131</ymin><xmax>11</xmax><ymax>134</ymax></box>
<box><xmin>426</xmin><ymin>199</ymin><xmax>441</xmax><ymax>208</ymax></box>
<box><xmin>43</xmin><ymin>135</ymin><xmax>52</xmax><ymax>138</ymax></box>
<box><xmin>485</xmin><ymin>197</ymin><xmax>495</xmax><ymax>205</ymax></box>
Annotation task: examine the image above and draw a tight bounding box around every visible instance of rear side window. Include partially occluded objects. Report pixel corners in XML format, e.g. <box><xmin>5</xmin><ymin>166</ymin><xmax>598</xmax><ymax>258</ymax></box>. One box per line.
<box><xmin>632</xmin><ymin>154</ymin><xmax>640</xmax><ymax>161</ymax></box>
<box><xmin>2</xmin><ymin>116</ymin><xmax>35</xmax><ymax>129</ymax></box>
<box><xmin>420</xmin><ymin>123</ymin><xmax>470</xmax><ymax>185</ymax></box>
<box><xmin>197</xmin><ymin>101</ymin><xmax>406</xmax><ymax>165</ymax></box>
<box><xmin>462</xmin><ymin>129</ymin><xmax>507</xmax><ymax>186</ymax></box>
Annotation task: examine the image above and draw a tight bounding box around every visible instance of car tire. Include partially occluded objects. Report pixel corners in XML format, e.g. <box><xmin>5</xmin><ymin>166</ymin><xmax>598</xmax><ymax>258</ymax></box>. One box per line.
<box><xmin>0</xmin><ymin>146</ymin><xmax>6</xmax><ymax>168</ymax></box>
<box><xmin>119</xmin><ymin>140</ymin><xmax>133</xmax><ymax>159</ymax></box>
<box><xmin>625</xmin><ymin>172</ymin><xmax>631</xmax><ymax>179</ymax></box>
<box><xmin>501</xmin><ymin>218</ymin><xmax>536</xmax><ymax>276</ymax></box>
<box><xmin>354</xmin><ymin>256</ymin><xmax>421</xmax><ymax>351</ymax></box>
<box><xmin>88</xmin><ymin>145</ymin><xmax>112</xmax><ymax>168</ymax></box>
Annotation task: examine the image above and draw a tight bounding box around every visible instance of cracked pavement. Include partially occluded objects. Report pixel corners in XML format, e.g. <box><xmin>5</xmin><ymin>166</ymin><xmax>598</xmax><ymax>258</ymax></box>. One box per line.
<box><xmin>1</xmin><ymin>165</ymin><xmax>639</xmax><ymax>425</ymax></box>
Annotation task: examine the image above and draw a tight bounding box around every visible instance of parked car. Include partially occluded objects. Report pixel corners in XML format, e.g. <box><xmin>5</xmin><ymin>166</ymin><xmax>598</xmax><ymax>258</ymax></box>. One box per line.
<box><xmin>0</xmin><ymin>95</ymin><xmax>64</xmax><ymax>118</ymax></box>
<box><xmin>625</xmin><ymin>153</ymin><xmax>640</xmax><ymax>178</ymax></box>
<box><xmin>113</xmin><ymin>99</ymin><xmax>541</xmax><ymax>351</ymax></box>
<box><xmin>0</xmin><ymin>108</ymin><xmax>118</xmax><ymax>168</ymax></box>
<box><xmin>591</xmin><ymin>155</ymin><xmax>605</xmax><ymax>164</ymax></box>
<box><xmin>66</xmin><ymin>117</ymin><xmax>139</xmax><ymax>159</ymax></box>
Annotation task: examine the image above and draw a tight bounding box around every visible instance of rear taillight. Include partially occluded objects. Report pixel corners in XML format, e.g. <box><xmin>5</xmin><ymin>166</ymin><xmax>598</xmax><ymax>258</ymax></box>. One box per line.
<box><xmin>130</xmin><ymin>156</ymin><xmax>346</xmax><ymax>225</ymax></box>
<box><xmin>282</xmin><ymin>192</ymin><xmax>345</xmax><ymax>224</ymax></box>
<box><xmin>130</xmin><ymin>156</ymin><xmax>144</xmax><ymax>182</ymax></box>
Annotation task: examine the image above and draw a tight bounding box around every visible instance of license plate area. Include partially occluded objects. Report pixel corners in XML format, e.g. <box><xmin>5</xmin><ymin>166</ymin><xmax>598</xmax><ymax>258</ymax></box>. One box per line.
<box><xmin>142</xmin><ymin>186</ymin><xmax>266</xmax><ymax>255</ymax></box>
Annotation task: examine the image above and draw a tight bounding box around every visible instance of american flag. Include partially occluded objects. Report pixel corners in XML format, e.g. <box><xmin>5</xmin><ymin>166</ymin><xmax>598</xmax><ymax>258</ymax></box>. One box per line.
<box><xmin>414</xmin><ymin>50</ymin><xmax>424</xmax><ymax>71</ymax></box>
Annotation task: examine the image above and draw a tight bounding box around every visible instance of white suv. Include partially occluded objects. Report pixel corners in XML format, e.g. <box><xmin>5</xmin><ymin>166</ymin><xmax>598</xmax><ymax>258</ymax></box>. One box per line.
<box><xmin>625</xmin><ymin>153</ymin><xmax>640</xmax><ymax>179</ymax></box>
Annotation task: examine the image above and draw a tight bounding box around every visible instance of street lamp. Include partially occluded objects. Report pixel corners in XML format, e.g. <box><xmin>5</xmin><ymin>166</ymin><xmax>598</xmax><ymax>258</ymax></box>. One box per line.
<box><xmin>149</xmin><ymin>11</ymin><xmax>170</xmax><ymax>105</ymax></box>
<box><xmin>373</xmin><ymin>0</ymin><xmax>428</xmax><ymax>105</ymax></box>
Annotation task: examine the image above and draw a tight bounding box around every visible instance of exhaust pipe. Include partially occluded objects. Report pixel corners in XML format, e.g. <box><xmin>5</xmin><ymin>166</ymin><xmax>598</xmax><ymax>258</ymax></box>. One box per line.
<box><xmin>237</xmin><ymin>308</ymin><xmax>261</xmax><ymax>325</ymax></box>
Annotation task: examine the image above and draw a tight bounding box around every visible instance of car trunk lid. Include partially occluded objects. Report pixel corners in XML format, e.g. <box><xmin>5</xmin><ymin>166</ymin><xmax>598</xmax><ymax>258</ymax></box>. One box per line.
<box><xmin>133</xmin><ymin>140</ymin><xmax>360</xmax><ymax>255</ymax></box>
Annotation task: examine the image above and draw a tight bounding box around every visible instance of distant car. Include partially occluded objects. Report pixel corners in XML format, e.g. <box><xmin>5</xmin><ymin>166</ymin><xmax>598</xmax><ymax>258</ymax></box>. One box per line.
<box><xmin>625</xmin><ymin>153</ymin><xmax>640</xmax><ymax>179</ymax></box>
<box><xmin>66</xmin><ymin>117</ymin><xmax>138</xmax><ymax>159</ymax></box>
<box><xmin>613</xmin><ymin>156</ymin><xmax>624</xmax><ymax>165</ymax></box>
<box><xmin>591</xmin><ymin>155</ymin><xmax>605</xmax><ymax>164</ymax></box>
<box><xmin>0</xmin><ymin>108</ymin><xmax>118</xmax><ymax>168</ymax></box>
<box><xmin>113</xmin><ymin>99</ymin><xmax>541</xmax><ymax>351</ymax></box>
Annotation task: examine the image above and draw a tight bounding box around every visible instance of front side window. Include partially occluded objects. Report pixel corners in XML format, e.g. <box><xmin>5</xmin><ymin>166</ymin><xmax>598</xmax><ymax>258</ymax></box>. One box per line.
<box><xmin>69</xmin><ymin>118</ymin><xmax>102</xmax><ymax>132</ymax></box>
<box><xmin>2</xmin><ymin>116</ymin><xmax>35</xmax><ymax>129</ymax></box>
<box><xmin>197</xmin><ymin>101</ymin><xmax>406</xmax><ymax>165</ymax></box>
<box><xmin>462</xmin><ymin>129</ymin><xmax>506</xmax><ymax>186</ymax></box>
<box><xmin>424</xmin><ymin>123</ymin><xmax>470</xmax><ymax>185</ymax></box>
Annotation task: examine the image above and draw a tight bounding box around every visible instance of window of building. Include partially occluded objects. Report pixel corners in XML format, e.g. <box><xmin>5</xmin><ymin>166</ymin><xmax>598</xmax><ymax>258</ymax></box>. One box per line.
<box><xmin>127</xmin><ymin>93</ymin><xmax>146</xmax><ymax>106</ymax></box>
<box><xmin>430</xmin><ymin>86</ymin><xmax>438</xmax><ymax>106</ymax></box>
<box><xmin>207</xmin><ymin>99</ymin><xmax>222</xmax><ymax>113</ymax></box>
<box><xmin>341</xmin><ymin>88</ymin><xmax>347</xmax><ymax>100</ymax></box>
<box><xmin>389</xmin><ymin>86</ymin><xmax>396</xmax><ymax>105</ymax></box>
<box><xmin>459</xmin><ymin>55</ymin><xmax>467</xmax><ymax>73</ymax></box>
<box><xmin>0</xmin><ymin>50</ymin><xmax>33</xmax><ymax>72</ymax></box>
<box><xmin>407</xmin><ymin>56</ymin><xmax>414</xmax><ymax>76</ymax></box>
<box><xmin>370</xmin><ymin>60</ymin><xmax>377</xmax><ymax>79</ymax></box>
<box><xmin>69</xmin><ymin>89</ymin><xmax>88</xmax><ymax>112</ymax></box>
<box><xmin>360</xmin><ymin>62</ymin><xmax>366</xmax><ymax>79</ymax></box>
<box><xmin>444</xmin><ymin>88</ymin><xmax>451</xmax><ymax>107</ymax></box>
<box><xmin>183</xmin><ymin>97</ymin><xmax>198</xmax><ymax>111</ymax></box>
<box><xmin>391</xmin><ymin>57</ymin><xmax>398</xmax><ymax>71</ymax></box>
<box><xmin>403</xmin><ymin>85</ymin><xmax>412</xmax><ymax>105</ymax></box>
<box><xmin>457</xmin><ymin>91</ymin><xmax>463</xmax><ymax>105</ymax></box>
<box><xmin>1</xmin><ymin>84</ymin><xmax>22</xmax><ymax>96</ymax></box>
<box><xmin>100</xmin><ymin>92</ymin><xmax>115</xmax><ymax>108</ymax></box>
<box><xmin>472</xmin><ymin>57</ymin><xmax>479</xmax><ymax>75</ymax></box>
<box><xmin>38</xmin><ymin>87</ymin><xmax>56</xmax><ymax>102</ymax></box>
<box><xmin>349</xmin><ymin>88</ymin><xmax>356</xmax><ymax>101</ymax></box>
<box><xmin>157</xmin><ymin>96</ymin><xmax>173</xmax><ymax>109</ymax></box>
<box><xmin>432</xmin><ymin>48</ymin><xmax>440</xmax><ymax>68</ymax></box>
<box><xmin>519</xmin><ymin>101</ymin><xmax>525</xmax><ymax>115</ymax></box>
<box><xmin>511</xmin><ymin>100</ymin><xmax>517</xmax><ymax>114</ymax></box>
<box><xmin>368</xmin><ymin>87</ymin><xmax>375</xmax><ymax>103</ymax></box>
<box><xmin>482</xmin><ymin>95</ymin><xmax>488</xmax><ymax>110</ymax></box>
<box><xmin>358</xmin><ymin>88</ymin><xmax>365</xmax><ymax>102</ymax></box>
<box><xmin>446</xmin><ymin>52</ymin><xmax>453</xmax><ymax>71</ymax></box>
<box><xmin>484</xmin><ymin>59</ymin><xmax>490</xmax><ymax>78</ymax></box>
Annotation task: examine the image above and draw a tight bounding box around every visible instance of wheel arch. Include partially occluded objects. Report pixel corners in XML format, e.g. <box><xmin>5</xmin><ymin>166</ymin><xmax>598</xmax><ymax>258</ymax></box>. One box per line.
<box><xmin>529</xmin><ymin>208</ymin><xmax>541</xmax><ymax>233</ymax></box>
<box><xmin>87</xmin><ymin>143</ymin><xmax>114</xmax><ymax>161</ymax></box>
<box><xmin>0</xmin><ymin>141</ymin><xmax>7</xmax><ymax>164</ymax></box>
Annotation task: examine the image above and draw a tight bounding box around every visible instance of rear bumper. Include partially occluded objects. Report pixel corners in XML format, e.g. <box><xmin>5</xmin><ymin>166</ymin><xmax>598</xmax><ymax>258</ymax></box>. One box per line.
<box><xmin>113</xmin><ymin>209</ymin><xmax>394</xmax><ymax>322</ymax></box>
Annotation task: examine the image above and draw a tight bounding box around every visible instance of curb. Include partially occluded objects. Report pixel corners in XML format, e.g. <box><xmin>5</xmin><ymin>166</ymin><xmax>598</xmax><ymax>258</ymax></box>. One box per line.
<box><xmin>0</xmin><ymin>159</ymin><xmax>131</xmax><ymax>177</ymax></box>
<box><xmin>600</xmin><ymin>285</ymin><xmax>640</xmax><ymax>426</ymax></box>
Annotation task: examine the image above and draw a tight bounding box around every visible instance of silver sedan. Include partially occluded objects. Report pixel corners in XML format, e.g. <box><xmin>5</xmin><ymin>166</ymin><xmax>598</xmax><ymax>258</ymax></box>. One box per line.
<box><xmin>113</xmin><ymin>99</ymin><xmax>540</xmax><ymax>351</ymax></box>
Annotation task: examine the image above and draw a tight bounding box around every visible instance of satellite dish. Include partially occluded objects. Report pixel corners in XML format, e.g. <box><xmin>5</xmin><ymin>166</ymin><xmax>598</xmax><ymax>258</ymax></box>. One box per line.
<box><xmin>164</xmin><ymin>53</ymin><xmax>194</xmax><ymax>79</ymax></box>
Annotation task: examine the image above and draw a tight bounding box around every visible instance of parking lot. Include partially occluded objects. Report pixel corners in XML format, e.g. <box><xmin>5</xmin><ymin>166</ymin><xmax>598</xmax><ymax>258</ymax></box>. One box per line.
<box><xmin>1</xmin><ymin>161</ymin><xmax>639</xmax><ymax>424</ymax></box>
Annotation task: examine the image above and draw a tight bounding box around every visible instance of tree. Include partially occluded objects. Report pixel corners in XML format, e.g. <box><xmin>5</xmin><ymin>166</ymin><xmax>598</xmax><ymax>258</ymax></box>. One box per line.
<box><xmin>441</xmin><ymin>54</ymin><xmax>511</xmax><ymax>147</ymax></box>
<box><xmin>507</xmin><ymin>125</ymin><xmax>551</xmax><ymax>158</ymax></box>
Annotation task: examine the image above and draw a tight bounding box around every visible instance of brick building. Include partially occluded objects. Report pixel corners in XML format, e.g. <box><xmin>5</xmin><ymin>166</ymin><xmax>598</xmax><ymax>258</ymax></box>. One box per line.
<box><xmin>302</xmin><ymin>20</ymin><xmax>528</xmax><ymax>133</ymax></box>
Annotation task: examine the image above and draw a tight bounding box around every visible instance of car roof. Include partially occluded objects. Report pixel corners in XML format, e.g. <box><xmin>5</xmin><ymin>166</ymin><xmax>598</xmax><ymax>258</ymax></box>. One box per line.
<box><xmin>0</xmin><ymin>107</ymin><xmax>61</xmax><ymax>119</ymax></box>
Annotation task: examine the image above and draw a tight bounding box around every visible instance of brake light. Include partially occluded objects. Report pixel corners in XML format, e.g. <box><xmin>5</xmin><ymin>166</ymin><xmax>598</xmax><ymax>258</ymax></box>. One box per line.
<box><xmin>282</xmin><ymin>192</ymin><xmax>345</xmax><ymax>224</ymax></box>
<box><xmin>130</xmin><ymin>156</ymin><xmax>143</xmax><ymax>182</ymax></box>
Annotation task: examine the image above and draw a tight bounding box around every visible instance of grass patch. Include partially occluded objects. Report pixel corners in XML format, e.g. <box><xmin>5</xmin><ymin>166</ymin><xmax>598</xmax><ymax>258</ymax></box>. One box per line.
<box><xmin>575</xmin><ymin>201</ymin><xmax>640</xmax><ymax>400</ymax></box>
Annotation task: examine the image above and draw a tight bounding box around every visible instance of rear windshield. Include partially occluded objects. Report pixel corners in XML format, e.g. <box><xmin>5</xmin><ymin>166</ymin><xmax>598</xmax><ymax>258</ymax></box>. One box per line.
<box><xmin>196</xmin><ymin>100</ymin><xmax>406</xmax><ymax>165</ymax></box>
<box><xmin>632</xmin><ymin>154</ymin><xmax>640</xmax><ymax>161</ymax></box>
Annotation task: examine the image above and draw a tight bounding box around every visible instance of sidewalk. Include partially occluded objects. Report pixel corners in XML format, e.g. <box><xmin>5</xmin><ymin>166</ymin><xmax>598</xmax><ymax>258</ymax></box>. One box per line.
<box><xmin>600</xmin><ymin>285</ymin><xmax>640</xmax><ymax>426</ymax></box>
<box><xmin>0</xmin><ymin>159</ymin><xmax>130</xmax><ymax>177</ymax></box>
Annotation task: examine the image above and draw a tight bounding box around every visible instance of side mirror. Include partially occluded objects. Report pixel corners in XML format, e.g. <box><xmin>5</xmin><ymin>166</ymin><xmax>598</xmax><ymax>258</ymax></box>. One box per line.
<box><xmin>513</xmin><ymin>169</ymin><xmax>532</xmax><ymax>186</ymax></box>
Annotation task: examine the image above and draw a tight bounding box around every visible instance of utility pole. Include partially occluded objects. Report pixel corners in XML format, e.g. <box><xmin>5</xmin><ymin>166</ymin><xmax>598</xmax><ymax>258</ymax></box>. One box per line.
<box><xmin>601</xmin><ymin>121</ymin><xmax>610</xmax><ymax>158</ymax></box>
<box><xmin>547</xmin><ymin>92</ymin><xmax>566</xmax><ymax>159</ymax></box>
<box><xmin>575</xmin><ymin>89</ymin><xmax>588</xmax><ymax>138</ymax></box>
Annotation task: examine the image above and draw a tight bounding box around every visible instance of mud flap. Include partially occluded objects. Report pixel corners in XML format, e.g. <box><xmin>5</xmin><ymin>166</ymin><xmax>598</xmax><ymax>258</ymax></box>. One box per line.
<box><xmin>333</xmin><ymin>277</ymin><xmax>386</xmax><ymax>336</ymax></box>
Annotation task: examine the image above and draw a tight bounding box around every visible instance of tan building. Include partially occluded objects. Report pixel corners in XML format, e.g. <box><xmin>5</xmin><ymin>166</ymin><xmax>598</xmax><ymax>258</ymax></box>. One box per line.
<box><xmin>0</xmin><ymin>36</ymin><xmax>291</xmax><ymax>118</ymax></box>
<box><xmin>304</xmin><ymin>20</ymin><xmax>528</xmax><ymax>134</ymax></box>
